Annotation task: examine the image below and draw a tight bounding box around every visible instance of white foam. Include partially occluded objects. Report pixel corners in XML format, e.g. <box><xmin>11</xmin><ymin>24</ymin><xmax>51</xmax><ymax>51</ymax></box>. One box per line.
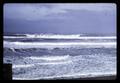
<box><xmin>13</xmin><ymin>64</ymin><xmax>34</xmax><ymax>68</ymax></box>
<box><xmin>9</xmin><ymin>48</ymin><xmax>16</xmax><ymax>52</ymax></box>
<box><xmin>26</xmin><ymin>34</ymin><xmax>81</xmax><ymax>39</ymax></box>
<box><xmin>13</xmin><ymin>71</ymin><xmax>116</xmax><ymax>80</ymax></box>
<box><xmin>4</xmin><ymin>35</ymin><xmax>116</xmax><ymax>39</ymax></box>
<box><xmin>4</xmin><ymin>41</ymin><xmax>116</xmax><ymax>49</ymax></box>
<box><xmin>12</xmin><ymin>61</ymin><xmax>72</xmax><ymax>68</ymax></box>
<box><xmin>27</xmin><ymin>55</ymin><xmax>69</xmax><ymax>61</ymax></box>
<box><xmin>4</xmin><ymin>36</ymin><xmax>26</xmax><ymax>38</ymax></box>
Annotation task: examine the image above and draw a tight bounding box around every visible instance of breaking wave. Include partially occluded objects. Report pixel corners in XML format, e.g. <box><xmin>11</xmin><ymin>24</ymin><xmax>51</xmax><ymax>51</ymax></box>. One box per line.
<box><xmin>4</xmin><ymin>34</ymin><xmax>116</xmax><ymax>39</ymax></box>
<box><xmin>4</xmin><ymin>34</ymin><xmax>116</xmax><ymax>80</ymax></box>
<box><xmin>13</xmin><ymin>72</ymin><xmax>116</xmax><ymax>80</ymax></box>
<box><xmin>12</xmin><ymin>54</ymin><xmax>71</xmax><ymax>68</ymax></box>
<box><xmin>26</xmin><ymin>55</ymin><xmax>70</xmax><ymax>61</ymax></box>
<box><xmin>4</xmin><ymin>41</ymin><xmax>116</xmax><ymax>49</ymax></box>
<box><xmin>12</xmin><ymin>61</ymin><xmax>72</xmax><ymax>68</ymax></box>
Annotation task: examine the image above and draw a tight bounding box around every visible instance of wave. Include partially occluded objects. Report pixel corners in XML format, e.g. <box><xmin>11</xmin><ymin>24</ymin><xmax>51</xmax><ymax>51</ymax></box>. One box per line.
<box><xmin>4</xmin><ymin>34</ymin><xmax>116</xmax><ymax>39</ymax></box>
<box><xmin>4</xmin><ymin>34</ymin><xmax>80</xmax><ymax>39</ymax></box>
<box><xmin>4</xmin><ymin>41</ymin><xmax>116</xmax><ymax>49</ymax></box>
<box><xmin>13</xmin><ymin>64</ymin><xmax>34</xmax><ymax>68</ymax></box>
<box><xmin>26</xmin><ymin>55</ymin><xmax>69</xmax><ymax>61</ymax></box>
<box><xmin>13</xmin><ymin>71</ymin><xmax>116</xmax><ymax>80</ymax></box>
<box><xmin>12</xmin><ymin>61</ymin><xmax>72</xmax><ymax>68</ymax></box>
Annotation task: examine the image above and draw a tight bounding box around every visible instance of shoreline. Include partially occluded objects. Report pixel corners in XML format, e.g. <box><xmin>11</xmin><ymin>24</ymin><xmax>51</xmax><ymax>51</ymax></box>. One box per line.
<box><xmin>13</xmin><ymin>75</ymin><xmax>116</xmax><ymax>80</ymax></box>
<box><xmin>66</xmin><ymin>75</ymin><xmax>116</xmax><ymax>80</ymax></box>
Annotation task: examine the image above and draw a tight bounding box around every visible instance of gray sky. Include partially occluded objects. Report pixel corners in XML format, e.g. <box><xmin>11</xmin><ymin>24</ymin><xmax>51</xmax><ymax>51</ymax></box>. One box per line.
<box><xmin>4</xmin><ymin>3</ymin><xmax>116</xmax><ymax>34</ymax></box>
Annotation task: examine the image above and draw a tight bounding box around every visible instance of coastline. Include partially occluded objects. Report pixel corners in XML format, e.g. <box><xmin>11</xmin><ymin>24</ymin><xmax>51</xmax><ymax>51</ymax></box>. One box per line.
<box><xmin>13</xmin><ymin>74</ymin><xmax>116</xmax><ymax>80</ymax></box>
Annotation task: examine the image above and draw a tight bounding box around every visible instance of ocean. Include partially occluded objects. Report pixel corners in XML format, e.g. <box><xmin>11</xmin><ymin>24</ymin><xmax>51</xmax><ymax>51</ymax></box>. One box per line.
<box><xmin>3</xmin><ymin>33</ymin><xmax>116</xmax><ymax>80</ymax></box>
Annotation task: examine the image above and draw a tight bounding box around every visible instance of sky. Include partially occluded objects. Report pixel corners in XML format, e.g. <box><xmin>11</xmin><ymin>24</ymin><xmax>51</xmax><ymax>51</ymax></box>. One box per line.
<box><xmin>4</xmin><ymin>3</ymin><xmax>116</xmax><ymax>34</ymax></box>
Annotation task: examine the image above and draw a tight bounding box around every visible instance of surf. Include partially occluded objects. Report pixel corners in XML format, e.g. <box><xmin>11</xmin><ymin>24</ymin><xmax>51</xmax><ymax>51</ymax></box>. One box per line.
<box><xmin>12</xmin><ymin>61</ymin><xmax>72</xmax><ymax>68</ymax></box>
<box><xmin>26</xmin><ymin>55</ymin><xmax>70</xmax><ymax>61</ymax></box>
<box><xmin>4</xmin><ymin>41</ymin><xmax>116</xmax><ymax>49</ymax></box>
<box><xmin>13</xmin><ymin>71</ymin><xmax>116</xmax><ymax>80</ymax></box>
<box><xmin>4</xmin><ymin>34</ymin><xmax>116</xmax><ymax>39</ymax></box>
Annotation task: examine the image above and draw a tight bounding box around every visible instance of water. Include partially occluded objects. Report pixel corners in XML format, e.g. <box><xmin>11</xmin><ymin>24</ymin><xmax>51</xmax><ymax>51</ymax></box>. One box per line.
<box><xmin>3</xmin><ymin>33</ymin><xmax>116</xmax><ymax>80</ymax></box>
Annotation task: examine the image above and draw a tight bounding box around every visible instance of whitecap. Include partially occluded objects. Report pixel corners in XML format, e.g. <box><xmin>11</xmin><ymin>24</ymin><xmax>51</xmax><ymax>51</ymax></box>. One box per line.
<box><xmin>27</xmin><ymin>55</ymin><xmax>70</xmax><ymax>61</ymax></box>
<box><xmin>4</xmin><ymin>41</ymin><xmax>116</xmax><ymax>49</ymax></box>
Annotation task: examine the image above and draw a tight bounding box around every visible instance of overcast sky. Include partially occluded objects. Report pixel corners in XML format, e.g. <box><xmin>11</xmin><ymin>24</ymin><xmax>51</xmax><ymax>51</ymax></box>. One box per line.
<box><xmin>4</xmin><ymin>3</ymin><xmax>116</xmax><ymax>34</ymax></box>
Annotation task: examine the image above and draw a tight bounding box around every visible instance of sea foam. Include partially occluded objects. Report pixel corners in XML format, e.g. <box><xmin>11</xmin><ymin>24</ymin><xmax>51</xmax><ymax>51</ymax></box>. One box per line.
<box><xmin>4</xmin><ymin>41</ymin><xmax>116</xmax><ymax>49</ymax></box>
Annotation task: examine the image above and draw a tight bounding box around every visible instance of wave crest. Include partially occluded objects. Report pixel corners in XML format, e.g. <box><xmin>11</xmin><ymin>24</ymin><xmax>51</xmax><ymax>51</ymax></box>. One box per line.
<box><xmin>4</xmin><ymin>34</ymin><xmax>116</xmax><ymax>39</ymax></box>
<box><xmin>4</xmin><ymin>41</ymin><xmax>116</xmax><ymax>49</ymax></box>
<box><xmin>27</xmin><ymin>55</ymin><xmax>70</xmax><ymax>61</ymax></box>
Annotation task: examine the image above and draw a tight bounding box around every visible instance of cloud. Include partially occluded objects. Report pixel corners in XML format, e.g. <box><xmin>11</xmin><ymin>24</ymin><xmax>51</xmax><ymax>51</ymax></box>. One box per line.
<box><xmin>4</xmin><ymin>4</ymin><xmax>68</xmax><ymax>20</ymax></box>
<box><xmin>54</xmin><ymin>3</ymin><xmax>116</xmax><ymax>11</ymax></box>
<box><xmin>4</xmin><ymin>3</ymin><xmax>116</xmax><ymax>21</ymax></box>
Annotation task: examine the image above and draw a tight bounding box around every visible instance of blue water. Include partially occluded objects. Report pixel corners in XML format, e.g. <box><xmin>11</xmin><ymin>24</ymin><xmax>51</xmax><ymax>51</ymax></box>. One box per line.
<box><xmin>3</xmin><ymin>34</ymin><xmax>116</xmax><ymax>80</ymax></box>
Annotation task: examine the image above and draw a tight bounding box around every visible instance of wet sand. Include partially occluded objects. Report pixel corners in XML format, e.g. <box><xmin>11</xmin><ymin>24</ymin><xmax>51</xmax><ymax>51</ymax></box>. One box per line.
<box><xmin>70</xmin><ymin>75</ymin><xmax>116</xmax><ymax>80</ymax></box>
<box><xmin>41</xmin><ymin>75</ymin><xmax>116</xmax><ymax>80</ymax></box>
